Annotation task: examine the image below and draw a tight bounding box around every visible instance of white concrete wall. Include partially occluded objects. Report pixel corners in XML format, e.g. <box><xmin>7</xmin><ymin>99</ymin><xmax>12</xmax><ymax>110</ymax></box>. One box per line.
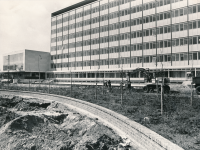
<box><xmin>25</xmin><ymin>50</ymin><xmax>50</xmax><ymax>72</ymax></box>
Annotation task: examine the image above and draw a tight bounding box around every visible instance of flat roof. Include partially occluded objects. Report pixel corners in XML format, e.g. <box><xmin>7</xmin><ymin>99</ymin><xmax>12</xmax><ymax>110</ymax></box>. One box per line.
<box><xmin>51</xmin><ymin>0</ymin><xmax>97</xmax><ymax>17</ymax></box>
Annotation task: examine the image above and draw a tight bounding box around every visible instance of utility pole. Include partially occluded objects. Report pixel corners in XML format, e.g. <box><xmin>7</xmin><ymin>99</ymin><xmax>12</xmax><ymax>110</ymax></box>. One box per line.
<box><xmin>70</xmin><ymin>70</ymin><xmax>72</xmax><ymax>97</ymax></box>
<box><xmin>7</xmin><ymin>55</ymin><xmax>10</xmax><ymax>90</ymax></box>
<box><xmin>38</xmin><ymin>55</ymin><xmax>42</xmax><ymax>88</ymax></box>
<box><xmin>190</xmin><ymin>55</ymin><xmax>194</xmax><ymax>106</ymax></box>
<box><xmin>120</xmin><ymin>56</ymin><xmax>123</xmax><ymax>105</ymax></box>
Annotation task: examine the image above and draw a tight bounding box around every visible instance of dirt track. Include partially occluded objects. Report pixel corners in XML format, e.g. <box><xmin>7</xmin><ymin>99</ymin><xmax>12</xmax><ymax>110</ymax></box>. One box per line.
<box><xmin>0</xmin><ymin>95</ymin><xmax>131</xmax><ymax>150</ymax></box>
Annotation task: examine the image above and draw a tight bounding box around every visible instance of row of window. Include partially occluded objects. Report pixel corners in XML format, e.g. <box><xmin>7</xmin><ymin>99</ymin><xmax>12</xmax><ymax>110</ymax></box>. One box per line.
<box><xmin>51</xmin><ymin>36</ymin><xmax>200</xmax><ymax>60</ymax></box>
<box><xmin>51</xmin><ymin>19</ymin><xmax>200</xmax><ymax>43</ymax></box>
<box><xmin>51</xmin><ymin>51</ymin><xmax>200</xmax><ymax>69</ymax></box>
<box><xmin>51</xmin><ymin>4</ymin><xmax>200</xmax><ymax>34</ymax></box>
<box><xmin>51</xmin><ymin>33</ymin><xmax>200</xmax><ymax>51</ymax></box>
<box><xmin>52</xmin><ymin>0</ymin><xmax>186</xmax><ymax>26</ymax></box>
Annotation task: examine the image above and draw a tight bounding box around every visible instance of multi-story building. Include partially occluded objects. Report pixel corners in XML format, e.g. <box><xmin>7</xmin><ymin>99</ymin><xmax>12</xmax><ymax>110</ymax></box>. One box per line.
<box><xmin>48</xmin><ymin>0</ymin><xmax>200</xmax><ymax>83</ymax></box>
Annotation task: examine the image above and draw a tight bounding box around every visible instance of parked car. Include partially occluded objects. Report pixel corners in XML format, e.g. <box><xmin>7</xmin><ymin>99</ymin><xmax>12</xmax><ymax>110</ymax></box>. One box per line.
<box><xmin>1</xmin><ymin>79</ymin><xmax>13</xmax><ymax>83</ymax></box>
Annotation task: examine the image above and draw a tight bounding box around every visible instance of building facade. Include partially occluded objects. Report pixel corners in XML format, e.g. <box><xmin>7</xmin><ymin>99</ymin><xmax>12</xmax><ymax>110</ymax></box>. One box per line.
<box><xmin>2</xmin><ymin>49</ymin><xmax>50</xmax><ymax>80</ymax></box>
<box><xmin>49</xmin><ymin>0</ymin><xmax>200</xmax><ymax>82</ymax></box>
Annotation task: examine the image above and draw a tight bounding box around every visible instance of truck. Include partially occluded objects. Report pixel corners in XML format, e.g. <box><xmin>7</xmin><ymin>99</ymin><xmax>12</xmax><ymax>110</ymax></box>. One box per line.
<box><xmin>192</xmin><ymin>77</ymin><xmax>200</xmax><ymax>95</ymax></box>
<box><xmin>185</xmin><ymin>72</ymin><xmax>200</xmax><ymax>95</ymax></box>
<box><xmin>126</xmin><ymin>68</ymin><xmax>170</xmax><ymax>93</ymax></box>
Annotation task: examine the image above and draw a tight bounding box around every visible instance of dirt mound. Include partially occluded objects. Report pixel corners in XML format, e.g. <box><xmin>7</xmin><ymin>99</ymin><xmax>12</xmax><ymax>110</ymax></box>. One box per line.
<box><xmin>0</xmin><ymin>95</ymin><xmax>124</xmax><ymax>150</ymax></box>
<box><xmin>0</xmin><ymin>95</ymin><xmax>23</xmax><ymax>108</ymax></box>
<box><xmin>14</xmin><ymin>101</ymin><xmax>50</xmax><ymax>111</ymax></box>
<box><xmin>0</xmin><ymin>106</ymin><xmax>20</xmax><ymax>128</ymax></box>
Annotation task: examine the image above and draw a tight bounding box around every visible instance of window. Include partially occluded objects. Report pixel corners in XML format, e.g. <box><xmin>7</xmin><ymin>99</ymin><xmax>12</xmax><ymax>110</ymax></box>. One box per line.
<box><xmin>189</xmin><ymin>22</ymin><xmax>192</xmax><ymax>29</ymax></box>
<box><xmin>172</xmin><ymin>40</ymin><xmax>175</xmax><ymax>46</ymax></box>
<box><xmin>176</xmin><ymin>39</ymin><xmax>179</xmax><ymax>46</ymax></box>
<box><xmin>175</xmin><ymin>24</ymin><xmax>179</xmax><ymax>31</ymax></box>
<box><xmin>180</xmin><ymin>39</ymin><xmax>184</xmax><ymax>46</ymax></box>
<box><xmin>180</xmin><ymin>9</ymin><xmax>183</xmax><ymax>16</ymax></box>
<box><xmin>168</xmin><ymin>26</ymin><xmax>171</xmax><ymax>32</ymax></box>
<box><xmin>193</xmin><ymin>53</ymin><xmax>197</xmax><ymax>60</ymax></box>
<box><xmin>193</xmin><ymin>21</ymin><xmax>196</xmax><ymax>29</ymax></box>
<box><xmin>193</xmin><ymin>5</ymin><xmax>196</xmax><ymax>13</ymax></box>
<box><xmin>193</xmin><ymin>37</ymin><xmax>197</xmax><ymax>44</ymax></box>
<box><xmin>164</xmin><ymin>12</ymin><xmax>167</xmax><ymax>19</ymax></box>
<box><xmin>160</xmin><ymin>27</ymin><xmax>163</xmax><ymax>34</ymax></box>
<box><xmin>160</xmin><ymin>0</ymin><xmax>163</xmax><ymax>6</ymax></box>
<box><xmin>184</xmin><ymin>23</ymin><xmax>188</xmax><ymax>30</ymax></box>
<box><xmin>198</xmin><ymin>4</ymin><xmax>200</xmax><ymax>12</ymax></box>
<box><xmin>164</xmin><ymin>41</ymin><xmax>168</xmax><ymax>47</ymax></box>
<box><xmin>198</xmin><ymin>36</ymin><xmax>200</xmax><ymax>44</ymax></box>
<box><xmin>160</xmin><ymin>13</ymin><xmax>163</xmax><ymax>20</ymax></box>
<box><xmin>168</xmin><ymin>41</ymin><xmax>171</xmax><ymax>47</ymax></box>
<box><xmin>184</xmin><ymin>38</ymin><xmax>188</xmax><ymax>45</ymax></box>
<box><xmin>146</xmin><ymin>30</ymin><xmax>149</xmax><ymax>36</ymax></box>
<box><xmin>189</xmin><ymin>7</ymin><xmax>192</xmax><ymax>14</ymax></box>
<box><xmin>149</xmin><ymin>16</ymin><xmax>152</xmax><ymax>22</ymax></box>
<box><xmin>180</xmin><ymin>54</ymin><xmax>184</xmax><ymax>61</ymax></box>
<box><xmin>180</xmin><ymin>24</ymin><xmax>184</xmax><ymax>31</ymax></box>
<box><xmin>184</xmin><ymin>8</ymin><xmax>187</xmax><ymax>15</ymax></box>
<box><xmin>176</xmin><ymin>54</ymin><xmax>179</xmax><ymax>61</ymax></box>
<box><xmin>160</xmin><ymin>41</ymin><xmax>163</xmax><ymax>48</ymax></box>
<box><xmin>175</xmin><ymin>10</ymin><xmax>179</xmax><ymax>17</ymax></box>
<box><xmin>198</xmin><ymin>21</ymin><xmax>200</xmax><ymax>28</ymax></box>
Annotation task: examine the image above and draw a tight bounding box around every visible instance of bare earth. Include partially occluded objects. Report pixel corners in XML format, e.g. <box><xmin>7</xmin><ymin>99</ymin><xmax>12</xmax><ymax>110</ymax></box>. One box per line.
<box><xmin>0</xmin><ymin>95</ymin><xmax>133</xmax><ymax>150</ymax></box>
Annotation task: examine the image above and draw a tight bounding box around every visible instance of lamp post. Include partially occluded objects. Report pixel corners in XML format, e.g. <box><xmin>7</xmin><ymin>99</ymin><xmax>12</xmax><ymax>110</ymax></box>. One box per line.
<box><xmin>7</xmin><ymin>55</ymin><xmax>10</xmax><ymax>90</ymax></box>
<box><xmin>38</xmin><ymin>55</ymin><xmax>42</xmax><ymax>88</ymax></box>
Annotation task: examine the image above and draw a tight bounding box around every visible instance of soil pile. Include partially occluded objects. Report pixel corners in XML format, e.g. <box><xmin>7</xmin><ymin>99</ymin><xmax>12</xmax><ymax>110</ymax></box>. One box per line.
<box><xmin>0</xmin><ymin>95</ymin><xmax>128</xmax><ymax>150</ymax></box>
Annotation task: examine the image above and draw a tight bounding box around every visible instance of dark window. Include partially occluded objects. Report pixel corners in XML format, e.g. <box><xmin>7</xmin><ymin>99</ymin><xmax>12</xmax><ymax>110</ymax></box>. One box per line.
<box><xmin>164</xmin><ymin>12</ymin><xmax>167</xmax><ymax>19</ymax></box>
<box><xmin>198</xmin><ymin>4</ymin><xmax>200</xmax><ymax>12</ymax></box>
<box><xmin>180</xmin><ymin>24</ymin><xmax>184</xmax><ymax>31</ymax></box>
<box><xmin>189</xmin><ymin>22</ymin><xmax>192</xmax><ymax>29</ymax></box>
<box><xmin>180</xmin><ymin>39</ymin><xmax>184</xmax><ymax>46</ymax></box>
<box><xmin>146</xmin><ymin>16</ymin><xmax>149</xmax><ymax>23</ymax></box>
<box><xmin>198</xmin><ymin>36</ymin><xmax>200</xmax><ymax>44</ymax></box>
<box><xmin>175</xmin><ymin>24</ymin><xmax>179</xmax><ymax>31</ymax></box>
<box><xmin>184</xmin><ymin>8</ymin><xmax>187</xmax><ymax>15</ymax></box>
<box><xmin>184</xmin><ymin>23</ymin><xmax>188</xmax><ymax>30</ymax></box>
<box><xmin>176</xmin><ymin>39</ymin><xmax>179</xmax><ymax>46</ymax></box>
<box><xmin>160</xmin><ymin>13</ymin><xmax>163</xmax><ymax>20</ymax></box>
<box><xmin>164</xmin><ymin>26</ymin><xmax>168</xmax><ymax>33</ymax></box>
<box><xmin>145</xmin><ymin>30</ymin><xmax>148</xmax><ymax>36</ymax></box>
<box><xmin>193</xmin><ymin>5</ymin><xmax>196</xmax><ymax>13</ymax></box>
<box><xmin>193</xmin><ymin>37</ymin><xmax>197</xmax><ymax>44</ymax></box>
<box><xmin>193</xmin><ymin>52</ymin><xmax>197</xmax><ymax>60</ymax></box>
<box><xmin>175</xmin><ymin>10</ymin><xmax>179</xmax><ymax>17</ymax></box>
<box><xmin>180</xmin><ymin>9</ymin><xmax>183</xmax><ymax>16</ymax></box>
<box><xmin>160</xmin><ymin>41</ymin><xmax>163</xmax><ymax>48</ymax></box>
<box><xmin>176</xmin><ymin>54</ymin><xmax>179</xmax><ymax>61</ymax></box>
<box><xmin>198</xmin><ymin>21</ymin><xmax>200</xmax><ymax>28</ymax></box>
<box><xmin>160</xmin><ymin>0</ymin><xmax>163</xmax><ymax>6</ymax></box>
<box><xmin>164</xmin><ymin>41</ymin><xmax>168</xmax><ymax>47</ymax></box>
<box><xmin>168</xmin><ymin>26</ymin><xmax>171</xmax><ymax>32</ymax></box>
<box><xmin>184</xmin><ymin>38</ymin><xmax>188</xmax><ymax>45</ymax></box>
<box><xmin>149</xmin><ymin>16</ymin><xmax>152</xmax><ymax>22</ymax></box>
<box><xmin>193</xmin><ymin>21</ymin><xmax>196</xmax><ymax>29</ymax></box>
<box><xmin>160</xmin><ymin>27</ymin><xmax>163</xmax><ymax>34</ymax></box>
<box><xmin>168</xmin><ymin>41</ymin><xmax>171</xmax><ymax>47</ymax></box>
<box><xmin>189</xmin><ymin>7</ymin><xmax>192</xmax><ymax>14</ymax></box>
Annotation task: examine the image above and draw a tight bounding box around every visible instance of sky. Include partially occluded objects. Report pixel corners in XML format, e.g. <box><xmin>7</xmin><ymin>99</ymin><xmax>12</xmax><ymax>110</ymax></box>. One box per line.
<box><xmin>0</xmin><ymin>0</ymin><xmax>82</xmax><ymax>71</ymax></box>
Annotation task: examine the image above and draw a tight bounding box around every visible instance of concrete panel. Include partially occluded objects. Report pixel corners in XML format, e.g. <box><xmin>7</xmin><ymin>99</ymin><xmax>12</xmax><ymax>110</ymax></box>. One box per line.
<box><xmin>25</xmin><ymin>50</ymin><xmax>50</xmax><ymax>72</ymax></box>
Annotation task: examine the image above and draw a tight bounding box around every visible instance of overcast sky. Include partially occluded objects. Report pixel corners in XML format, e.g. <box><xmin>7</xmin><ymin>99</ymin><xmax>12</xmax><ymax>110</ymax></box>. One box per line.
<box><xmin>0</xmin><ymin>0</ymin><xmax>82</xmax><ymax>71</ymax></box>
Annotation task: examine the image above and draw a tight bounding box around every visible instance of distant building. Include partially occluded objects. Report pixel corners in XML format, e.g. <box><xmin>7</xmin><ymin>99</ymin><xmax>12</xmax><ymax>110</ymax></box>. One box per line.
<box><xmin>48</xmin><ymin>0</ymin><xmax>200</xmax><ymax>83</ymax></box>
<box><xmin>2</xmin><ymin>49</ymin><xmax>50</xmax><ymax>80</ymax></box>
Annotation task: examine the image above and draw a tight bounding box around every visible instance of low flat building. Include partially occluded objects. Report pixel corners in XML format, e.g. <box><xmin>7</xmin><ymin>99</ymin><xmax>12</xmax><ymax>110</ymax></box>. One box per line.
<box><xmin>1</xmin><ymin>49</ymin><xmax>50</xmax><ymax>81</ymax></box>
